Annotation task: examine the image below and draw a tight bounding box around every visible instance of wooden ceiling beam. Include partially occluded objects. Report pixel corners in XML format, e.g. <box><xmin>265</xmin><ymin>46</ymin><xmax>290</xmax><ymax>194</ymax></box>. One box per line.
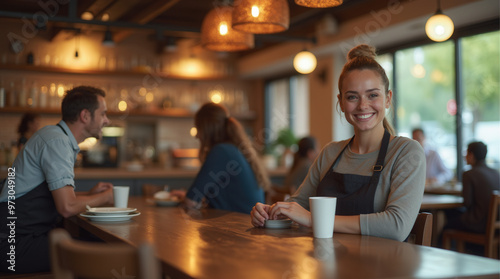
<box><xmin>86</xmin><ymin>0</ymin><xmax>117</xmax><ymax>21</ymax></box>
<box><xmin>103</xmin><ymin>0</ymin><xmax>142</xmax><ymax>22</ymax></box>
<box><xmin>49</xmin><ymin>0</ymin><xmax>99</xmax><ymax>42</ymax></box>
<box><xmin>112</xmin><ymin>0</ymin><xmax>180</xmax><ymax>43</ymax></box>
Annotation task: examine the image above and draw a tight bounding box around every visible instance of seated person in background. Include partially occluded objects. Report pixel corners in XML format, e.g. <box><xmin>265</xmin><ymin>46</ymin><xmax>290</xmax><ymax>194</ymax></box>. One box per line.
<box><xmin>251</xmin><ymin>44</ymin><xmax>426</xmax><ymax>241</ymax></box>
<box><xmin>284</xmin><ymin>136</ymin><xmax>318</xmax><ymax>194</ymax></box>
<box><xmin>17</xmin><ymin>112</ymin><xmax>41</xmax><ymax>150</ymax></box>
<box><xmin>0</xmin><ymin>86</ymin><xmax>114</xmax><ymax>274</ymax></box>
<box><xmin>173</xmin><ymin>103</ymin><xmax>270</xmax><ymax>214</ymax></box>
<box><xmin>444</xmin><ymin>141</ymin><xmax>500</xmax><ymax>233</ymax></box>
<box><xmin>412</xmin><ymin>128</ymin><xmax>453</xmax><ymax>185</ymax></box>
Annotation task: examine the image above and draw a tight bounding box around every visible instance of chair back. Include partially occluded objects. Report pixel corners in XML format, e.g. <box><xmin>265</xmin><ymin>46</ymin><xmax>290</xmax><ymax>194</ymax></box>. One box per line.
<box><xmin>142</xmin><ymin>183</ymin><xmax>164</xmax><ymax>198</ymax></box>
<box><xmin>409</xmin><ymin>212</ymin><xmax>433</xmax><ymax>246</ymax></box>
<box><xmin>50</xmin><ymin>229</ymin><xmax>161</xmax><ymax>279</ymax></box>
<box><xmin>486</xmin><ymin>190</ymin><xmax>500</xmax><ymax>247</ymax></box>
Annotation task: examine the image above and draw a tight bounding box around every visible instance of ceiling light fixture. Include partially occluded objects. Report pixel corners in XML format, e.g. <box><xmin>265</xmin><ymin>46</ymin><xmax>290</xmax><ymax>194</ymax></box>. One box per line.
<box><xmin>164</xmin><ymin>37</ymin><xmax>177</xmax><ymax>52</ymax></box>
<box><xmin>201</xmin><ymin>6</ymin><xmax>254</xmax><ymax>52</ymax></box>
<box><xmin>102</xmin><ymin>29</ymin><xmax>115</xmax><ymax>47</ymax></box>
<box><xmin>81</xmin><ymin>11</ymin><xmax>94</xmax><ymax>20</ymax></box>
<box><xmin>101</xmin><ymin>13</ymin><xmax>110</xmax><ymax>21</ymax></box>
<box><xmin>232</xmin><ymin>0</ymin><xmax>289</xmax><ymax>34</ymax></box>
<box><xmin>425</xmin><ymin>0</ymin><xmax>454</xmax><ymax>42</ymax></box>
<box><xmin>295</xmin><ymin>0</ymin><xmax>343</xmax><ymax>8</ymax></box>
<box><xmin>293</xmin><ymin>50</ymin><xmax>317</xmax><ymax>74</ymax></box>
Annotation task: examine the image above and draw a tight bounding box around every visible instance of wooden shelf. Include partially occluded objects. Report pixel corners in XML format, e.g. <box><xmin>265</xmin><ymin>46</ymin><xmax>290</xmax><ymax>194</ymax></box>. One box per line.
<box><xmin>0</xmin><ymin>64</ymin><xmax>237</xmax><ymax>81</ymax></box>
<box><xmin>0</xmin><ymin>106</ymin><xmax>257</xmax><ymax>120</ymax></box>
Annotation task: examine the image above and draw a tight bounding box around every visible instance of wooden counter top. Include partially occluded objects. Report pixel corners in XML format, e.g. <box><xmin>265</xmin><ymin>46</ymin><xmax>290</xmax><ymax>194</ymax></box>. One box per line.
<box><xmin>67</xmin><ymin>197</ymin><xmax>500</xmax><ymax>279</ymax></box>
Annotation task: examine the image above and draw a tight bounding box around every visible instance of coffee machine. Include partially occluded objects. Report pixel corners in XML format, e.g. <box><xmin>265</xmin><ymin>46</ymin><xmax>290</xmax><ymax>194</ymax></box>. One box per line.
<box><xmin>81</xmin><ymin>126</ymin><xmax>124</xmax><ymax>168</ymax></box>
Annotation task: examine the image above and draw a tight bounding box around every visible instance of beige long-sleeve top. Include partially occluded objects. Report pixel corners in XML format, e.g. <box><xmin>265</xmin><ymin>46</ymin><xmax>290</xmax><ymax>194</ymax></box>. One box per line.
<box><xmin>289</xmin><ymin>136</ymin><xmax>426</xmax><ymax>241</ymax></box>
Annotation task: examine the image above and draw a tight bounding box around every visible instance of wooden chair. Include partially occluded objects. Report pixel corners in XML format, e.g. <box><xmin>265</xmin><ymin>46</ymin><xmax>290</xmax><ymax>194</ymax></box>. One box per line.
<box><xmin>49</xmin><ymin>229</ymin><xmax>161</xmax><ymax>279</ymax></box>
<box><xmin>442</xmin><ymin>191</ymin><xmax>500</xmax><ymax>258</ymax></box>
<box><xmin>408</xmin><ymin>212</ymin><xmax>433</xmax><ymax>246</ymax></box>
<box><xmin>142</xmin><ymin>183</ymin><xmax>164</xmax><ymax>198</ymax></box>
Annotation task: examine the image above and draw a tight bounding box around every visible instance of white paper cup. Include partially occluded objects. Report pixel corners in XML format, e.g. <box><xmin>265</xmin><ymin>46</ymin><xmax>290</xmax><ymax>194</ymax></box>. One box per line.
<box><xmin>113</xmin><ymin>186</ymin><xmax>130</xmax><ymax>208</ymax></box>
<box><xmin>309</xmin><ymin>197</ymin><xmax>337</xmax><ymax>238</ymax></box>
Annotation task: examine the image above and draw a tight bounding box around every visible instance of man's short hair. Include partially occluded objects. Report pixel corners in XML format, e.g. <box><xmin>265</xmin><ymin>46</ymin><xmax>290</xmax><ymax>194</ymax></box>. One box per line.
<box><xmin>412</xmin><ymin>128</ymin><xmax>424</xmax><ymax>135</ymax></box>
<box><xmin>467</xmin><ymin>141</ymin><xmax>487</xmax><ymax>161</ymax></box>
<box><xmin>61</xmin><ymin>86</ymin><xmax>105</xmax><ymax>123</ymax></box>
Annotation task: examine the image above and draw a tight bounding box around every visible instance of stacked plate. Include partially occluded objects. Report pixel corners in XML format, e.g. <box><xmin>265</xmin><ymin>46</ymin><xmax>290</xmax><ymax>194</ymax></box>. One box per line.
<box><xmin>153</xmin><ymin>191</ymin><xmax>181</xmax><ymax>207</ymax></box>
<box><xmin>80</xmin><ymin>207</ymin><xmax>141</xmax><ymax>222</ymax></box>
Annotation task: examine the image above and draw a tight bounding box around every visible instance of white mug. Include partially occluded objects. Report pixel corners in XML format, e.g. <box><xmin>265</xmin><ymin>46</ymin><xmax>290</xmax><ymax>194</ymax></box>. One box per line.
<box><xmin>113</xmin><ymin>186</ymin><xmax>130</xmax><ymax>208</ymax></box>
<box><xmin>309</xmin><ymin>197</ymin><xmax>337</xmax><ymax>238</ymax></box>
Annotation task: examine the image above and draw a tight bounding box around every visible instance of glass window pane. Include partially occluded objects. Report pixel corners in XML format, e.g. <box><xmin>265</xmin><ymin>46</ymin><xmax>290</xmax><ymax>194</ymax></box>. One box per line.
<box><xmin>266</xmin><ymin>78</ymin><xmax>290</xmax><ymax>142</ymax></box>
<box><xmin>395</xmin><ymin>42</ymin><xmax>456</xmax><ymax>173</ymax></box>
<box><xmin>377</xmin><ymin>53</ymin><xmax>393</xmax><ymax>89</ymax></box>
<box><xmin>377</xmin><ymin>53</ymin><xmax>395</xmax><ymax>130</ymax></box>
<box><xmin>461</xmin><ymin>30</ymin><xmax>500</xmax><ymax>170</ymax></box>
<box><xmin>290</xmin><ymin>75</ymin><xmax>310</xmax><ymax>138</ymax></box>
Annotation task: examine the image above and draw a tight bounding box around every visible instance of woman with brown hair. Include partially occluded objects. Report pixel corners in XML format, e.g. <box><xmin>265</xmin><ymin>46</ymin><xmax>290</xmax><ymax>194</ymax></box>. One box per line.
<box><xmin>178</xmin><ymin>102</ymin><xmax>270</xmax><ymax>214</ymax></box>
<box><xmin>17</xmin><ymin>112</ymin><xmax>41</xmax><ymax>150</ymax></box>
<box><xmin>251</xmin><ymin>44</ymin><xmax>426</xmax><ymax>241</ymax></box>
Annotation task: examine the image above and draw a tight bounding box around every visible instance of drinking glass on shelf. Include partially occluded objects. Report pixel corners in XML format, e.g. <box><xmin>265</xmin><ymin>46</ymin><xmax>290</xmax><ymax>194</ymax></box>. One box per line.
<box><xmin>44</xmin><ymin>54</ymin><xmax>51</xmax><ymax>66</ymax></box>
<box><xmin>107</xmin><ymin>56</ymin><xmax>116</xmax><ymax>71</ymax></box>
<box><xmin>98</xmin><ymin>56</ymin><xmax>107</xmax><ymax>70</ymax></box>
<box><xmin>39</xmin><ymin>84</ymin><xmax>48</xmax><ymax>108</ymax></box>
<box><xmin>52</xmin><ymin>55</ymin><xmax>60</xmax><ymax>67</ymax></box>
<box><xmin>1</xmin><ymin>53</ymin><xmax>7</xmax><ymax>64</ymax></box>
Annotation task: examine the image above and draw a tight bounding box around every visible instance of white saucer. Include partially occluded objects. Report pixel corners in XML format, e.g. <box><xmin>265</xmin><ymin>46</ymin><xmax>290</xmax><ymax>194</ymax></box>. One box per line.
<box><xmin>85</xmin><ymin>207</ymin><xmax>137</xmax><ymax>216</ymax></box>
<box><xmin>155</xmin><ymin>199</ymin><xmax>181</xmax><ymax>207</ymax></box>
<box><xmin>80</xmin><ymin>212</ymin><xmax>141</xmax><ymax>222</ymax></box>
<box><xmin>264</xmin><ymin>219</ymin><xmax>293</xmax><ymax>229</ymax></box>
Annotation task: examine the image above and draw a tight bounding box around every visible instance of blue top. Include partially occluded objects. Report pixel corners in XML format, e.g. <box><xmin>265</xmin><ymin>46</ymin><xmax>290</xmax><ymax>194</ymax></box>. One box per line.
<box><xmin>0</xmin><ymin>120</ymin><xmax>79</xmax><ymax>202</ymax></box>
<box><xmin>186</xmin><ymin>143</ymin><xmax>264</xmax><ymax>214</ymax></box>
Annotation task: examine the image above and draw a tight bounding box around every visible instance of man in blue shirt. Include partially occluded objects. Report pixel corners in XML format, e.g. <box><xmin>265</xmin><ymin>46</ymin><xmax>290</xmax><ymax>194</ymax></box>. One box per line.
<box><xmin>412</xmin><ymin>128</ymin><xmax>453</xmax><ymax>185</ymax></box>
<box><xmin>0</xmin><ymin>86</ymin><xmax>114</xmax><ymax>274</ymax></box>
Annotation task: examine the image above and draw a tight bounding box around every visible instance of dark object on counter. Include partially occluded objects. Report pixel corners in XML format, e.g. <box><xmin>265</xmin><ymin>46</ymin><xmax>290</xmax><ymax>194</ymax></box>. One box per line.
<box><xmin>27</xmin><ymin>52</ymin><xmax>34</xmax><ymax>65</ymax></box>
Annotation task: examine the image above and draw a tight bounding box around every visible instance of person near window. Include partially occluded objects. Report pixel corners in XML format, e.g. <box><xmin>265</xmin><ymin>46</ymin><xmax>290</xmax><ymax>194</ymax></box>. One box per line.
<box><xmin>17</xmin><ymin>112</ymin><xmax>41</xmax><ymax>150</ymax></box>
<box><xmin>284</xmin><ymin>136</ymin><xmax>318</xmax><ymax>194</ymax></box>
<box><xmin>412</xmin><ymin>128</ymin><xmax>453</xmax><ymax>186</ymax></box>
<box><xmin>171</xmin><ymin>103</ymin><xmax>271</xmax><ymax>214</ymax></box>
<box><xmin>0</xmin><ymin>86</ymin><xmax>114</xmax><ymax>273</ymax></box>
<box><xmin>250</xmin><ymin>44</ymin><xmax>426</xmax><ymax>241</ymax></box>
<box><xmin>444</xmin><ymin>141</ymin><xmax>500</xmax><ymax>233</ymax></box>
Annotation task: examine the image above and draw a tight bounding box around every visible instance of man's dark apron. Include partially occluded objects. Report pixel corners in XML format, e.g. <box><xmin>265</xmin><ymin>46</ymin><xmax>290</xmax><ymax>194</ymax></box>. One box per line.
<box><xmin>0</xmin><ymin>124</ymin><xmax>67</xmax><ymax>272</ymax></box>
<box><xmin>316</xmin><ymin>130</ymin><xmax>390</xmax><ymax>215</ymax></box>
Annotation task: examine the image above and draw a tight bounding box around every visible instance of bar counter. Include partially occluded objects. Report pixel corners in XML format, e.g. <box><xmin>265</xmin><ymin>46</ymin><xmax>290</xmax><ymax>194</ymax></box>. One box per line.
<box><xmin>73</xmin><ymin>166</ymin><xmax>287</xmax><ymax>194</ymax></box>
<box><xmin>74</xmin><ymin>166</ymin><xmax>288</xmax><ymax>180</ymax></box>
<box><xmin>67</xmin><ymin>197</ymin><xmax>500</xmax><ymax>279</ymax></box>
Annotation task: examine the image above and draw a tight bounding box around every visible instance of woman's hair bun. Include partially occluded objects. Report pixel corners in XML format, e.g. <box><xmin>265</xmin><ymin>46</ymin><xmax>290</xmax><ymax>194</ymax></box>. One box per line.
<box><xmin>347</xmin><ymin>44</ymin><xmax>377</xmax><ymax>61</ymax></box>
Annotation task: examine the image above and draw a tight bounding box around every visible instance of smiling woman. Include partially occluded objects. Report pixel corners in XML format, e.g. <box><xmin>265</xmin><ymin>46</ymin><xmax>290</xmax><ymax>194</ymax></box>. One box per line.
<box><xmin>251</xmin><ymin>44</ymin><xmax>426</xmax><ymax>242</ymax></box>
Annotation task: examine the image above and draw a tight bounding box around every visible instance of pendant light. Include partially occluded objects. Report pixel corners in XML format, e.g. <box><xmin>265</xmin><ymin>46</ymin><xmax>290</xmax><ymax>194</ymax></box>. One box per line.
<box><xmin>201</xmin><ymin>6</ymin><xmax>254</xmax><ymax>52</ymax></box>
<box><xmin>293</xmin><ymin>50</ymin><xmax>317</xmax><ymax>74</ymax></box>
<box><xmin>102</xmin><ymin>29</ymin><xmax>115</xmax><ymax>47</ymax></box>
<box><xmin>425</xmin><ymin>0</ymin><xmax>454</xmax><ymax>42</ymax></box>
<box><xmin>295</xmin><ymin>0</ymin><xmax>343</xmax><ymax>8</ymax></box>
<box><xmin>232</xmin><ymin>0</ymin><xmax>289</xmax><ymax>34</ymax></box>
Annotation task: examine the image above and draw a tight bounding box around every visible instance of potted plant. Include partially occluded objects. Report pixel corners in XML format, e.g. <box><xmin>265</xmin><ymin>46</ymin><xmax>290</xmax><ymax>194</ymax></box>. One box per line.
<box><xmin>273</xmin><ymin>128</ymin><xmax>297</xmax><ymax>167</ymax></box>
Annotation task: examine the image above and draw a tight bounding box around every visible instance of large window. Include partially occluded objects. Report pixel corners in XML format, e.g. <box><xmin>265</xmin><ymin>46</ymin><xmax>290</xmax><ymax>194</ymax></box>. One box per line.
<box><xmin>265</xmin><ymin>75</ymin><xmax>310</xmax><ymax>144</ymax></box>
<box><xmin>461</xmin><ymin>31</ymin><xmax>500</xmax><ymax>170</ymax></box>
<box><xmin>395</xmin><ymin>42</ymin><xmax>457</xmax><ymax>171</ymax></box>
<box><xmin>393</xmin><ymin>30</ymin><xmax>499</xmax><ymax>178</ymax></box>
